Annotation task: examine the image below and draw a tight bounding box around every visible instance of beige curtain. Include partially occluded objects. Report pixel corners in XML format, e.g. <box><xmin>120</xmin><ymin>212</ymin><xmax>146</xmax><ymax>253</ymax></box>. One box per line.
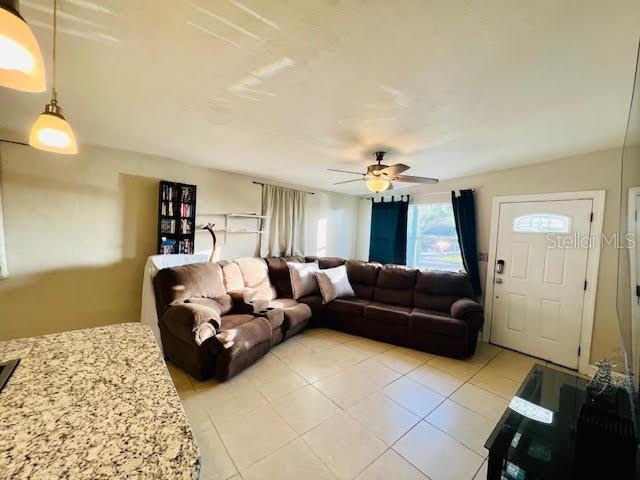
<box><xmin>259</xmin><ymin>184</ymin><xmax>306</xmax><ymax>257</ymax></box>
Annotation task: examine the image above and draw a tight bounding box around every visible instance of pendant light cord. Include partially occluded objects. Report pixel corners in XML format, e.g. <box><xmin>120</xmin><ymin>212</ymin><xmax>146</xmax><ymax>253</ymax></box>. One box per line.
<box><xmin>52</xmin><ymin>0</ymin><xmax>57</xmax><ymax>101</ymax></box>
<box><xmin>0</xmin><ymin>139</ymin><xmax>29</xmax><ymax>147</ymax></box>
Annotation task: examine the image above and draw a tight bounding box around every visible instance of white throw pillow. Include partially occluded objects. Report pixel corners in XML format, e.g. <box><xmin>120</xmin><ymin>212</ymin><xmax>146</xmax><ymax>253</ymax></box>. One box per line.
<box><xmin>287</xmin><ymin>261</ymin><xmax>320</xmax><ymax>299</ymax></box>
<box><xmin>314</xmin><ymin>264</ymin><xmax>355</xmax><ymax>303</ymax></box>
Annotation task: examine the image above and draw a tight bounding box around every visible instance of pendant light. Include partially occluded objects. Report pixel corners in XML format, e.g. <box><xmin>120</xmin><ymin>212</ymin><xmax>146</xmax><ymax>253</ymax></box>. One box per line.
<box><xmin>0</xmin><ymin>0</ymin><xmax>46</xmax><ymax>92</ymax></box>
<box><xmin>29</xmin><ymin>0</ymin><xmax>77</xmax><ymax>155</ymax></box>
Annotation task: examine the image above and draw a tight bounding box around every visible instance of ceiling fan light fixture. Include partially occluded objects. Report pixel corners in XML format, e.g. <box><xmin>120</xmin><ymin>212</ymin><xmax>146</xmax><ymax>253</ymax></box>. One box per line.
<box><xmin>329</xmin><ymin>150</ymin><xmax>439</xmax><ymax>191</ymax></box>
<box><xmin>366</xmin><ymin>178</ymin><xmax>392</xmax><ymax>193</ymax></box>
<box><xmin>0</xmin><ymin>0</ymin><xmax>46</xmax><ymax>92</ymax></box>
<box><xmin>29</xmin><ymin>98</ymin><xmax>77</xmax><ymax>154</ymax></box>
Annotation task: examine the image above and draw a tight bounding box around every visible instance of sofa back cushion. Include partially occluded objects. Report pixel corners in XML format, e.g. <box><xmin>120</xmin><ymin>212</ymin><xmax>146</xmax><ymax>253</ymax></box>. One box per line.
<box><xmin>236</xmin><ymin>257</ymin><xmax>277</xmax><ymax>300</ymax></box>
<box><xmin>346</xmin><ymin>260</ymin><xmax>381</xmax><ymax>300</ymax></box>
<box><xmin>153</xmin><ymin>262</ymin><xmax>231</xmax><ymax>317</ymax></box>
<box><xmin>413</xmin><ymin>270</ymin><xmax>475</xmax><ymax>312</ymax></box>
<box><xmin>373</xmin><ymin>264</ymin><xmax>417</xmax><ymax>307</ymax></box>
<box><xmin>264</xmin><ymin>256</ymin><xmax>306</xmax><ymax>298</ymax></box>
<box><xmin>305</xmin><ymin>256</ymin><xmax>345</xmax><ymax>269</ymax></box>
<box><xmin>218</xmin><ymin>260</ymin><xmax>244</xmax><ymax>292</ymax></box>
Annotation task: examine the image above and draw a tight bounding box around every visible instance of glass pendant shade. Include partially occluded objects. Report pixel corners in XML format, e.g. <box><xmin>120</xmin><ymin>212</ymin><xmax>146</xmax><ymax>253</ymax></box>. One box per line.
<box><xmin>29</xmin><ymin>99</ymin><xmax>78</xmax><ymax>154</ymax></box>
<box><xmin>0</xmin><ymin>1</ymin><xmax>46</xmax><ymax>92</ymax></box>
<box><xmin>366</xmin><ymin>178</ymin><xmax>392</xmax><ymax>193</ymax></box>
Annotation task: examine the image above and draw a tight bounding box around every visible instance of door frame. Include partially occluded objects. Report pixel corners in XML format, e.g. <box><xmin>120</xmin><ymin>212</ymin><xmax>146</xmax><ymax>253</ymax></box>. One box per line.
<box><xmin>628</xmin><ymin>186</ymin><xmax>640</xmax><ymax>379</ymax></box>
<box><xmin>482</xmin><ymin>190</ymin><xmax>606</xmax><ymax>374</ymax></box>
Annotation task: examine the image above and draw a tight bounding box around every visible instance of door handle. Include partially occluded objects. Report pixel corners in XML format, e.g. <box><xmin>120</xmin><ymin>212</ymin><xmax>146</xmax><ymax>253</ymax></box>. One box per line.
<box><xmin>496</xmin><ymin>259</ymin><xmax>505</xmax><ymax>274</ymax></box>
<box><xmin>496</xmin><ymin>278</ymin><xmax>503</xmax><ymax>284</ymax></box>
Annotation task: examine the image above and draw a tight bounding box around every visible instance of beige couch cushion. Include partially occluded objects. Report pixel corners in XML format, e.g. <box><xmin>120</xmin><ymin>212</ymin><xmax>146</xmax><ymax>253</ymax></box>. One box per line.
<box><xmin>219</xmin><ymin>260</ymin><xmax>245</xmax><ymax>292</ymax></box>
<box><xmin>235</xmin><ymin>257</ymin><xmax>277</xmax><ymax>301</ymax></box>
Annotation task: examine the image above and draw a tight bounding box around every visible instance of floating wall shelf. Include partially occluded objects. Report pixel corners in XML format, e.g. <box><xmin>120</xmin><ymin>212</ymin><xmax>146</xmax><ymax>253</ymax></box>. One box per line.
<box><xmin>227</xmin><ymin>213</ymin><xmax>269</xmax><ymax>219</ymax></box>
<box><xmin>195</xmin><ymin>213</ymin><xmax>269</xmax><ymax>243</ymax></box>
<box><xmin>197</xmin><ymin>213</ymin><xmax>268</xmax><ymax>218</ymax></box>
<box><xmin>195</xmin><ymin>228</ymin><xmax>265</xmax><ymax>234</ymax></box>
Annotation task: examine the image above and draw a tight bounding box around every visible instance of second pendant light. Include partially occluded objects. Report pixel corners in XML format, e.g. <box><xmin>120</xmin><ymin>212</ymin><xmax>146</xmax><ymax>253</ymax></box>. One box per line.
<box><xmin>29</xmin><ymin>0</ymin><xmax>77</xmax><ymax>155</ymax></box>
<box><xmin>0</xmin><ymin>0</ymin><xmax>46</xmax><ymax>92</ymax></box>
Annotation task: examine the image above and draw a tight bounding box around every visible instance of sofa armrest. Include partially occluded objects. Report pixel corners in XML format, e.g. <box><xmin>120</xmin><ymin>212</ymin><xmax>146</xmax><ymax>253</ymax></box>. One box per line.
<box><xmin>450</xmin><ymin>297</ymin><xmax>482</xmax><ymax>319</ymax></box>
<box><xmin>162</xmin><ymin>303</ymin><xmax>221</xmax><ymax>346</ymax></box>
<box><xmin>254</xmin><ymin>307</ymin><xmax>284</xmax><ymax>330</ymax></box>
<box><xmin>450</xmin><ymin>298</ymin><xmax>484</xmax><ymax>331</ymax></box>
<box><xmin>228</xmin><ymin>290</ymin><xmax>256</xmax><ymax>314</ymax></box>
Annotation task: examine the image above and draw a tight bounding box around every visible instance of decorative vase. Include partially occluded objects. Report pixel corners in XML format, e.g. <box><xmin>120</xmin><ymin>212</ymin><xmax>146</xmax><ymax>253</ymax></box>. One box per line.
<box><xmin>203</xmin><ymin>223</ymin><xmax>220</xmax><ymax>262</ymax></box>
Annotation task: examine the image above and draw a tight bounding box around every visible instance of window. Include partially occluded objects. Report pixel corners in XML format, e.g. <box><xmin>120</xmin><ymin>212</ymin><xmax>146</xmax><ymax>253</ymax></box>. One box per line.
<box><xmin>513</xmin><ymin>214</ymin><xmax>571</xmax><ymax>233</ymax></box>
<box><xmin>406</xmin><ymin>202</ymin><xmax>464</xmax><ymax>272</ymax></box>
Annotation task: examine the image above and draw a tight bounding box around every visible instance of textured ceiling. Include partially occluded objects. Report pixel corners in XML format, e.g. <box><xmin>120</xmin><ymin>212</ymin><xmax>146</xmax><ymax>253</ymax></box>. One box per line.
<box><xmin>1</xmin><ymin>0</ymin><xmax>639</xmax><ymax>193</ymax></box>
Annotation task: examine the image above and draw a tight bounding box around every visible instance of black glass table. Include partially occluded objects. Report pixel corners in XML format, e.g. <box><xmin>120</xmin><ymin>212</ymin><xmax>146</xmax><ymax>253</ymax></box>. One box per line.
<box><xmin>484</xmin><ymin>364</ymin><xmax>637</xmax><ymax>479</ymax></box>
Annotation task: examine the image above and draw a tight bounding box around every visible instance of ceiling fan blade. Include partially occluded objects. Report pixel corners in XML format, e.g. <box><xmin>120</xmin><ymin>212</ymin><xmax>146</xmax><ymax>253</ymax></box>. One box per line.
<box><xmin>379</xmin><ymin>163</ymin><xmax>410</xmax><ymax>176</ymax></box>
<box><xmin>328</xmin><ymin>168</ymin><xmax>365</xmax><ymax>176</ymax></box>
<box><xmin>394</xmin><ymin>175</ymin><xmax>439</xmax><ymax>184</ymax></box>
<box><xmin>333</xmin><ymin>178</ymin><xmax>365</xmax><ymax>185</ymax></box>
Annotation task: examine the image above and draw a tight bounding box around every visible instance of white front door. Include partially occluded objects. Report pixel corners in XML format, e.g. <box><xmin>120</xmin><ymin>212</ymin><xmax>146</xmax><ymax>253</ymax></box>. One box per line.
<box><xmin>490</xmin><ymin>199</ymin><xmax>593</xmax><ymax>368</ymax></box>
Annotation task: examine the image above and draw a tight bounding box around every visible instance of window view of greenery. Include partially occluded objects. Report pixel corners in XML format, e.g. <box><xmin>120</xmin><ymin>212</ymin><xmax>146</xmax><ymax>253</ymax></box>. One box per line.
<box><xmin>406</xmin><ymin>203</ymin><xmax>465</xmax><ymax>272</ymax></box>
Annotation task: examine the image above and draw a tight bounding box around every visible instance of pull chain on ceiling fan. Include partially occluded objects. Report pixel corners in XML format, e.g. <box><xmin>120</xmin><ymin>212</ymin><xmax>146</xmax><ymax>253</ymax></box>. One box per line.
<box><xmin>328</xmin><ymin>151</ymin><xmax>439</xmax><ymax>193</ymax></box>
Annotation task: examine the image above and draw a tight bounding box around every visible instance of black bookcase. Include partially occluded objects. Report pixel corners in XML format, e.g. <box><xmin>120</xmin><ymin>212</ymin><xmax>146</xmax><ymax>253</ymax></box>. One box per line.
<box><xmin>157</xmin><ymin>181</ymin><xmax>197</xmax><ymax>255</ymax></box>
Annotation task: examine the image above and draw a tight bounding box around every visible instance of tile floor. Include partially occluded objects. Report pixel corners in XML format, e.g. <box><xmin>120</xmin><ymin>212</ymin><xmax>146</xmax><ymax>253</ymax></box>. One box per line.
<box><xmin>168</xmin><ymin>328</ymin><xmax>564</xmax><ymax>480</ymax></box>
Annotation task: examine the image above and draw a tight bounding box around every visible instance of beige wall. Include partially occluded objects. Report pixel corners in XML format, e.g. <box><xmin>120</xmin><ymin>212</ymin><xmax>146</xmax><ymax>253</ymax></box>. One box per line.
<box><xmin>355</xmin><ymin>148</ymin><xmax>624</xmax><ymax>365</ymax></box>
<box><xmin>0</xmin><ymin>143</ymin><xmax>357</xmax><ymax>340</ymax></box>
<box><xmin>0</xmin><ymin>141</ymin><xmax>625</xmax><ymax>364</ymax></box>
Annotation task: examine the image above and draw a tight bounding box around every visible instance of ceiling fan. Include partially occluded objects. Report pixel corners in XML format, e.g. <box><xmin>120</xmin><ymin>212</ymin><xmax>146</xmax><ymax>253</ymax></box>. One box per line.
<box><xmin>329</xmin><ymin>151</ymin><xmax>439</xmax><ymax>193</ymax></box>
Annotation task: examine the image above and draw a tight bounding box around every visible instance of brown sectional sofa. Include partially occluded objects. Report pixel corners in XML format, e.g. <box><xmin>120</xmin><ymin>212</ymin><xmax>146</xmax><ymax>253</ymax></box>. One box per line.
<box><xmin>154</xmin><ymin>256</ymin><xmax>484</xmax><ymax>381</ymax></box>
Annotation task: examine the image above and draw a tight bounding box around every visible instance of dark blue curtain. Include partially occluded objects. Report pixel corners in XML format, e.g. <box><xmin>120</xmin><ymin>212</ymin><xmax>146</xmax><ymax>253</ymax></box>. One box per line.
<box><xmin>451</xmin><ymin>189</ymin><xmax>481</xmax><ymax>295</ymax></box>
<box><xmin>369</xmin><ymin>198</ymin><xmax>408</xmax><ymax>264</ymax></box>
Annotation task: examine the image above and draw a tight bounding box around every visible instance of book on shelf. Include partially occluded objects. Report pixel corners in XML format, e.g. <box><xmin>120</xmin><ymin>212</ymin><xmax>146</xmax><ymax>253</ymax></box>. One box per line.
<box><xmin>161</xmin><ymin>184</ymin><xmax>178</xmax><ymax>202</ymax></box>
<box><xmin>160</xmin><ymin>237</ymin><xmax>177</xmax><ymax>255</ymax></box>
<box><xmin>178</xmin><ymin>238</ymin><xmax>192</xmax><ymax>254</ymax></box>
<box><xmin>180</xmin><ymin>203</ymin><xmax>193</xmax><ymax>217</ymax></box>
<box><xmin>180</xmin><ymin>218</ymin><xmax>192</xmax><ymax>234</ymax></box>
<box><xmin>180</xmin><ymin>186</ymin><xmax>194</xmax><ymax>203</ymax></box>
<box><xmin>160</xmin><ymin>219</ymin><xmax>177</xmax><ymax>234</ymax></box>
<box><xmin>161</xmin><ymin>201</ymin><xmax>176</xmax><ymax>216</ymax></box>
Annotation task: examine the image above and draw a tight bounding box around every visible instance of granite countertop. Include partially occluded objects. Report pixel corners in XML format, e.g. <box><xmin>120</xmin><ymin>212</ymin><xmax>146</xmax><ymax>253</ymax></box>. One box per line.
<box><xmin>0</xmin><ymin>323</ymin><xmax>200</xmax><ymax>480</ymax></box>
